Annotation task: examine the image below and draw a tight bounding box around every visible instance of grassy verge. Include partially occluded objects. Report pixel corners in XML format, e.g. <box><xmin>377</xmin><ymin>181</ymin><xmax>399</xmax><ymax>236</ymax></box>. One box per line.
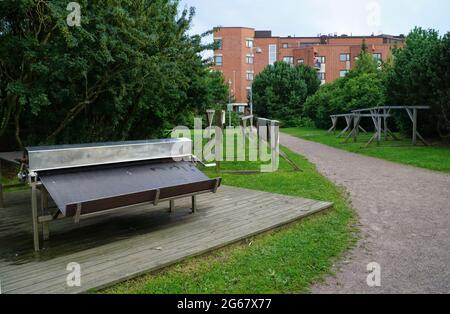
<box><xmin>101</xmin><ymin>146</ymin><xmax>356</xmax><ymax>294</ymax></box>
<box><xmin>283</xmin><ymin>127</ymin><xmax>450</xmax><ymax>173</ymax></box>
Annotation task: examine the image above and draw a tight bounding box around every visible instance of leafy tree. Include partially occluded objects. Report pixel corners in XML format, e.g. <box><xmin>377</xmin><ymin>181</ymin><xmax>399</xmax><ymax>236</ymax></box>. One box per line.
<box><xmin>304</xmin><ymin>48</ymin><xmax>385</xmax><ymax>128</ymax></box>
<box><xmin>252</xmin><ymin>62</ymin><xmax>320</xmax><ymax>126</ymax></box>
<box><xmin>347</xmin><ymin>49</ymin><xmax>379</xmax><ymax>78</ymax></box>
<box><xmin>0</xmin><ymin>0</ymin><xmax>228</xmax><ymax>149</ymax></box>
<box><xmin>387</xmin><ymin>27</ymin><xmax>450</xmax><ymax>138</ymax></box>
<box><xmin>303</xmin><ymin>78</ymin><xmax>346</xmax><ymax>129</ymax></box>
<box><xmin>343</xmin><ymin>73</ymin><xmax>385</xmax><ymax>111</ymax></box>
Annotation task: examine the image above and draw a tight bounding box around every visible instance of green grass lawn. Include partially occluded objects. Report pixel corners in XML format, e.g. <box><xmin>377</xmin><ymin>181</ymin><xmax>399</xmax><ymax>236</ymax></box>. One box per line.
<box><xmin>101</xmin><ymin>146</ymin><xmax>356</xmax><ymax>294</ymax></box>
<box><xmin>283</xmin><ymin>127</ymin><xmax>450</xmax><ymax>173</ymax></box>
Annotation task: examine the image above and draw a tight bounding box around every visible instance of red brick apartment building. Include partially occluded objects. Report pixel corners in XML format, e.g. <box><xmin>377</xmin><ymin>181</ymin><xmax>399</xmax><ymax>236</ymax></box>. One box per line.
<box><xmin>212</xmin><ymin>27</ymin><xmax>404</xmax><ymax>112</ymax></box>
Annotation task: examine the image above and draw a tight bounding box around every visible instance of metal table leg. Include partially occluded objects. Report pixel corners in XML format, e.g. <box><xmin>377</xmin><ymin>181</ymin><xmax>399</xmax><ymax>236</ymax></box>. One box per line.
<box><xmin>0</xmin><ymin>160</ymin><xmax>4</xmax><ymax>208</ymax></box>
<box><xmin>41</xmin><ymin>187</ymin><xmax>50</xmax><ymax>241</ymax></box>
<box><xmin>31</xmin><ymin>181</ymin><xmax>40</xmax><ymax>252</ymax></box>
<box><xmin>191</xmin><ymin>195</ymin><xmax>197</xmax><ymax>213</ymax></box>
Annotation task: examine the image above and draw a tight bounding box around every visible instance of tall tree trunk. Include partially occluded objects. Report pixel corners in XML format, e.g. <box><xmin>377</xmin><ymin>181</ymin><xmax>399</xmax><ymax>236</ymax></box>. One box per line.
<box><xmin>14</xmin><ymin>105</ymin><xmax>23</xmax><ymax>150</ymax></box>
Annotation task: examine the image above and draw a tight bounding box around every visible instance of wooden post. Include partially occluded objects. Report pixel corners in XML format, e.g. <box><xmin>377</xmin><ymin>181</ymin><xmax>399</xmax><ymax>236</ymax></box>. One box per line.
<box><xmin>354</xmin><ymin>115</ymin><xmax>360</xmax><ymax>142</ymax></box>
<box><xmin>337</xmin><ymin>115</ymin><xmax>353</xmax><ymax>138</ymax></box>
<box><xmin>377</xmin><ymin>115</ymin><xmax>382</xmax><ymax>146</ymax></box>
<box><xmin>412</xmin><ymin>108</ymin><xmax>418</xmax><ymax>146</ymax></box>
<box><xmin>74</xmin><ymin>203</ymin><xmax>82</xmax><ymax>224</ymax></box>
<box><xmin>31</xmin><ymin>181</ymin><xmax>40</xmax><ymax>252</ymax></box>
<box><xmin>242</xmin><ymin>119</ymin><xmax>247</xmax><ymax>139</ymax></box>
<box><xmin>327</xmin><ymin>116</ymin><xmax>338</xmax><ymax>133</ymax></box>
<box><xmin>169</xmin><ymin>199</ymin><xmax>175</xmax><ymax>213</ymax></box>
<box><xmin>215</xmin><ymin>110</ymin><xmax>224</xmax><ymax>172</ymax></box>
<box><xmin>406</xmin><ymin>107</ymin><xmax>427</xmax><ymax>146</ymax></box>
<box><xmin>270</xmin><ymin>120</ymin><xmax>280</xmax><ymax>172</ymax></box>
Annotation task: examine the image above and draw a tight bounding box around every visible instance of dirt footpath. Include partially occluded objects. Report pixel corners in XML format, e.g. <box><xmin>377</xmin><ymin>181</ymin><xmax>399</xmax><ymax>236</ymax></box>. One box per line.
<box><xmin>280</xmin><ymin>133</ymin><xmax>450</xmax><ymax>294</ymax></box>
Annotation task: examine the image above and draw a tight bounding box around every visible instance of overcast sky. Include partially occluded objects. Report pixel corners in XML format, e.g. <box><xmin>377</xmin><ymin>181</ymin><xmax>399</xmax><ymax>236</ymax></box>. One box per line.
<box><xmin>180</xmin><ymin>0</ymin><xmax>449</xmax><ymax>38</ymax></box>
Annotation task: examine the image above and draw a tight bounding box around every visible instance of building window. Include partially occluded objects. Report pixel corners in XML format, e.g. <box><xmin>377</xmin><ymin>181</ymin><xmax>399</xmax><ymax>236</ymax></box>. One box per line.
<box><xmin>340</xmin><ymin>70</ymin><xmax>349</xmax><ymax>77</ymax></box>
<box><xmin>214</xmin><ymin>38</ymin><xmax>223</xmax><ymax>50</ymax></box>
<box><xmin>373</xmin><ymin>53</ymin><xmax>382</xmax><ymax>61</ymax></box>
<box><xmin>297</xmin><ymin>59</ymin><xmax>305</xmax><ymax>64</ymax></box>
<box><xmin>316</xmin><ymin>56</ymin><xmax>326</xmax><ymax>64</ymax></box>
<box><xmin>314</xmin><ymin>56</ymin><xmax>326</xmax><ymax>69</ymax></box>
<box><xmin>269</xmin><ymin>44</ymin><xmax>277</xmax><ymax>65</ymax></box>
<box><xmin>283</xmin><ymin>56</ymin><xmax>294</xmax><ymax>64</ymax></box>
<box><xmin>246</xmin><ymin>71</ymin><xmax>254</xmax><ymax>81</ymax></box>
<box><xmin>282</xmin><ymin>43</ymin><xmax>289</xmax><ymax>48</ymax></box>
<box><xmin>214</xmin><ymin>55</ymin><xmax>223</xmax><ymax>66</ymax></box>
<box><xmin>246</xmin><ymin>39</ymin><xmax>254</xmax><ymax>48</ymax></box>
<box><xmin>340</xmin><ymin>53</ymin><xmax>350</xmax><ymax>62</ymax></box>
<box><xmin>318</xmin><ymin>72</ymin><xmax>326</xmax><ymax>81</ymax></box>
<box><xmin>246</xmin><ymin>87</ymin><xmax>251</xmax><ymax>99</ymax></box>
<box><xmin>246</xmin><ymin>54</ymin><xmax>254</xmax><ymax>64</ymax></box>
<box><xmin>238</xmin><ymin>106</ymin><xmax>245</xmax><ymax>113</ymax></box>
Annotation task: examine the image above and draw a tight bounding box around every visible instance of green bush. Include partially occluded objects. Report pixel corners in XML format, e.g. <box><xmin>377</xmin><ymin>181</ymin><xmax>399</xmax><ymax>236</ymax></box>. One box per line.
<box><xmin>386</xmin><ymin>27</ymin><xmax>450</xmax><ymax>139</ymax></box>
<box><xmin>303</xmin><ymin>49</ymin><xmax>386</xmax><ymax>129</ymax></box>
<box><xmin>291</xmin><ymin>117</ymin><xmax>315</xmax><ymax>128</ymax></box>
<box><xmin>303</xmin><ymin>79</ymin><xmax>346</xmax><ymax>129</ymax></box>
<box><xmin>252</xmin><ymin>62</ymin><xmax>320</xmax><ymax>126</ymax></box>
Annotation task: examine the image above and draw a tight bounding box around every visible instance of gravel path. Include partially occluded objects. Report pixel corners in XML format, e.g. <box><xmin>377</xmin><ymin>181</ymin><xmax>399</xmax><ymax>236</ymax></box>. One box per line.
<box><xmin>280</xmin><ymin>133</ymin><xmax>450</xmax><ymax>294</ymax></box>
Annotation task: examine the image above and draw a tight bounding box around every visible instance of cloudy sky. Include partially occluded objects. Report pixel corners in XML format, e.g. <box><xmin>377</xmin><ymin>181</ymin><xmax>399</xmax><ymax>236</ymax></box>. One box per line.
<box><xmin>179</xmin><ymin>0</ymin><xmax>449</xmax><ymax>38</ymax></box>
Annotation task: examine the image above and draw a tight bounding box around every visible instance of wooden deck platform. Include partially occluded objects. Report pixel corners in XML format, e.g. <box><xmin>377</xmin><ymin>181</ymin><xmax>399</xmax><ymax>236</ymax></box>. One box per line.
<box><xmin>0</xmin><ymin>186</ymin><xmax>332</xmax><ymax>294</ymax></box>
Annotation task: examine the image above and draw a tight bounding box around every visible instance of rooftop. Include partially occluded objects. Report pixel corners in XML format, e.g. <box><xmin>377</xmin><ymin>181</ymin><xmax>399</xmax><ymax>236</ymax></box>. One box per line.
<box><xmin>217</xmin><ymin>27</ymin><xmax>405</xmax><ymax>40</ymax></box>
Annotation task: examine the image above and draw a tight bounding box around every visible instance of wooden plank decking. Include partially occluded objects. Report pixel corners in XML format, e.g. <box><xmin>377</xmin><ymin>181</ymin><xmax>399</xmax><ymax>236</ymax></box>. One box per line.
<box><xmin>0</xmin><ymin>186</ymin><xmax>332</xmax><ymax>294</ymax></box>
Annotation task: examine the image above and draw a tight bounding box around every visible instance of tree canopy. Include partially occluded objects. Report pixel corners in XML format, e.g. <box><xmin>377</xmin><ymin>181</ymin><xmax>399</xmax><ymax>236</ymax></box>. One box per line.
<box><xmin>386</xmin><ymin>27</ymin><xmax>450</xmax><ymax>138</ymax></box>
<box><xmin>0</xmin><ymin>0</ymin><xmax>228</xmax><ymax>150</ymax></box>
<box><xmin>252</xmin><ymin>61</ymin><xmax>320</xmax><ymax>126</ymax></box>
<box><xmin>304</xmin><ymin>48</ymin><xmax>386</xmax><ymax>128</ymax></box>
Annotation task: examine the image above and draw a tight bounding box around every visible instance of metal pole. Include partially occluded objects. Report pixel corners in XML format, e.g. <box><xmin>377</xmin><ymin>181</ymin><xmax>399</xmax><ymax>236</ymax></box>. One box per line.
<box><xmin>191</xmin><ymin>195</ymin><xmax>197</xmax><ymax>213</ymax></box>
<box><xmin>31</xmin><ymin>180</ymin><xmax>40</xmax><ymax>252</ymax></box>
<box><xmin>0</xmin><ymin>160</ymin><xmax>4</xmax><ymax>208</ymax></box>
<box><xmin>249</xmin><ymin>46</ymin><xmax>254</xmax><ymax>126</ymax></box>
<box><xmin>249</xmin><ymin>86</ymin><xmax>253</xmax><ymax>117</ymax></box>
<box><xmin>228</xmin><ymin>80</ymin><xmax>232</xmax><ymax>128</ymax></box>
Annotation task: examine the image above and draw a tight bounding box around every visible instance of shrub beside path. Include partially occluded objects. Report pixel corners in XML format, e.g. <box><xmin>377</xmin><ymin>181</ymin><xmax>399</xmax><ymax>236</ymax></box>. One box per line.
<box><xmin>280</xmin><ymin>133</ymin><xmax>450</xmax><ymax>293</ymax></box>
